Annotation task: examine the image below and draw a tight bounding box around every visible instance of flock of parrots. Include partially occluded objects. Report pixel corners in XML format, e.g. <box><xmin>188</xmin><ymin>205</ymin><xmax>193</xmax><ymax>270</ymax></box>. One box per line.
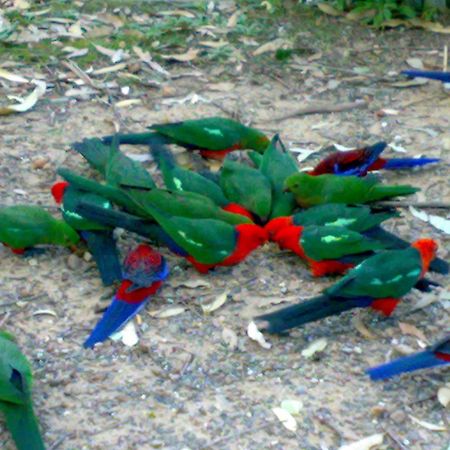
<box><xmin>1</xmin><ymin>69</ymin><xmax>449</xmax><ymax>450</ymax></box>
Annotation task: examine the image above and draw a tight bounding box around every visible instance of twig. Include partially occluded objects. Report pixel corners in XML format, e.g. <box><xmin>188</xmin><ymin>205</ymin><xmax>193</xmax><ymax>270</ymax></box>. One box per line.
<box><xmin>268</xmin><ymin>100</ymin><xmax>367</xmax><ymax>122</ymax></box>
<box><xmin>381</xmin><ymin>424</ymin><xmax>408</xmax><ymax>450</ymax></box>
<box><xmin>443</xmin><ymin>45</ymin><xmax>448</xmax><ymax>72</ymax></box>
<box><xmin>48</xmin><ymin>432</ymin><xmax>76</xmax><ymax>450</ymax></box>
<box><xmin>313</xmin><ymin>413</ymin><xmax>344</xmax><ymax>441</ymax></box>
<box><xmin>199</xmin><ymin>421</ymin><xmax>273</xmax><ymax>449</ymax></box>
<box><xmin>62</xmin><ymin>60</ymin><xmax>100</xmax><ymax>90</ymax></box>
<box><xmin>376</xmin><ymin>201</ymin><xmax>450</xmax><ymax>209</ymax></box>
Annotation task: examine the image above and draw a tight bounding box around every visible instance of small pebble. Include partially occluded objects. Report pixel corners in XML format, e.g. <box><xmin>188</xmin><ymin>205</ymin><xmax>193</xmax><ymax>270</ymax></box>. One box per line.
<box><xmin>67</xmin><ymin>253</ymin><xmax>81</xmax><ymax>270</ymax></box>
<box><xmin>390</xmin><ymin>409</ymin><xmax>406</xmax><ymax>424</ymax></box>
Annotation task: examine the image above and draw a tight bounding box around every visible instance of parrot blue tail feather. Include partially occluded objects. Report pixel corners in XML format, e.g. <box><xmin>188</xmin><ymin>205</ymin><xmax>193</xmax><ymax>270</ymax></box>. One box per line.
<box><xmin>401</xmin><ymin>70</ymin><xmax>450</xmax><ymax>83</ymax></box>
<box><xmin>382</xmin><ymin>157</ymin><xmax>440</xmax><ymax>170</ymax></box>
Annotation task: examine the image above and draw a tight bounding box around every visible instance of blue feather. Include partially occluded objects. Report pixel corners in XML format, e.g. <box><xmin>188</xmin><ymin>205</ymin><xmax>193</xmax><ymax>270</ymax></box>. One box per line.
<box><xmin>366</xmin><ymin>350</ymin><xmax>447</xmax><ymax>381</ymax></box>
<box><xmin>334</xmin><ymin>142</ymin><xmax>387</xmax><ymax>176</ymax></box>
<box><xmin>83</xmin><ymin>297</ymin><xmax>146</xmax><ymax>348</ymax></box>
<box><xmin>383</xmin><ymin>157</ymin><xmax>440</xmax><ymax>170</ymax></box>
<box><xmin>401</xmin><ymin>70</ymin><xmax>450</xmax><ymax>83</ymax></box>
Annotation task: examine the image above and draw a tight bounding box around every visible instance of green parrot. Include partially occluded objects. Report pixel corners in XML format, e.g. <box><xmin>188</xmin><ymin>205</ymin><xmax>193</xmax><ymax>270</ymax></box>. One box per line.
<box><xmin>0</xmin><ymin>330</ymin><xmax>45</xmax><ymax>450</ymax></box>
<box><xmin>259</xmin><ymin>135</ymin><xmax>299</xmax><ymax>219</ymax></box>
<box><xmin>51</xmin><ymin>182</ymin><xmax>122</xmax><ymax>286</ymax></box>
<box><xmin>256</xmin><ymin>239</ymin><xmax>438</xmax><ymax>334</ymax></box>
<box><xmin>72</xmin><ymin>138</ymin><xmax>111</xmax><ymax>174</ymax></box>
<box><xmin>220</xmin><ymin>157</ymin><xmax>272</xmax><ymax>221</ymax></box>
<box><xmin>102</xmin><ymin>117</ymin><xmax>270</xmax><ymax>160</ymax></box>
<box><xmin>284</xmin><ymin>173</ymin><xmax>419</xmax><ymax>208</ymax></box>
<box><xmin>0</xmin><ymin>205</ymin><xmax>79</xmax><ymax>255</ymax></box>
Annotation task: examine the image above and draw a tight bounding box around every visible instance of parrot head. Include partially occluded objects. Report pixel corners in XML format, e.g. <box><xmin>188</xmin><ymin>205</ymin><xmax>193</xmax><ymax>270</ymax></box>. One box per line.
<box><xmin>235</xmin><ymin>224</ymin><xmax>268</xmax><ymax>253</ymax></box>
<box><xmin>123</xmin><ymin>243</ymin><xmax>169</xmax><ymax>282</ymax></box>
<box><xmin>265</xmin><ymin>216</ymin><xmax>294</xmax><ymax>240</ymax></box>
<box><xmin>411</xmin><ymin>238</ymin><xmax>438</xmax><ymax>274</ymax></box>
<box><xmin>51</xmin><ymin>181</ymin><xmax>70</xmax><ymax>204</ymax></box>
<box><xmin>273</xmin><ymin>225</ymin><xmax>305</xmax><ymax>257</ymax></box>
<box><xmin>222</xmin><ymin>203</ymin><xmax>254</xmax><ymax>221</ymax></box>
<box><xmin>244</xmin><ymin>132</ymin><xmax>270</xmax><ymax>153</ymax></box>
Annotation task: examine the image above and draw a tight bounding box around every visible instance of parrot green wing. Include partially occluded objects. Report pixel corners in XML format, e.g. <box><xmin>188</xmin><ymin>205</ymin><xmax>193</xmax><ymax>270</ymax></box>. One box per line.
<box><xmin>248</xmin><ymin>151</ymin><xmax>263</xmax><ymax>168</ymax></box>
<box><xmin>123</xmin><ymin>188</ymin><xmax>251</xmax><ymax>225</ymax></box>
<box><xmin>0</xmin><ymin>205</ymin><xmax>79</xmax><ymax>249</ymax></box>
<box><xmin>220</xmin><ymin>158</ymin><xmax>272</xmax><ymax>220</ymax></box>
<box><xmin>260</xmin><ymin>135</ymin><xmax>298</xmax><ymax>218</ymax></box>
<box><xmin>293</xmin><ymin>204</ymin><xmax>397</xmax><ymax>232</ymax></box>
<box><xmin>72</xmin><ymin>138</ymin><xmax>111</xmax><ymax>175</ymax></box>
<box><xmin>105</xmin><ymin>142</ymin><xmax>156</xmax><ymax>189</ymax></box>
<box><xmin>301</xmin><ymin>225</ymin><xmax>386</xmax><ymax>261</ymax></box>
<box><xmin>137</xmin><ymin>203</ymin><xmax>237</xmax><ymax>264</ymax></box>
<box><xmin>326</xmin><ymin>247</ymin><xmax>422</xmax><ymax>299</ymax></box>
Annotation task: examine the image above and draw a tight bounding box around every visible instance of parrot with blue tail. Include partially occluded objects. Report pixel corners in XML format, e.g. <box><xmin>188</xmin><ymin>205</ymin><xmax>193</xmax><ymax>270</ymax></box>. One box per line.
<box><xmin>256</xmin><ymin>239</ymin><xmax>438</xmax><ymax>334</ymax></box>
<box><xmin>367</xmin><ymin>335</ymin><xmax>450</xmax><ymax>380</ymax></box>
<box><xmin>309</xmin><ymin>142</ymin><xmax>440</xmax><ymax>176</ymax></box>
<box><xmin>401</xmin><ymin>70</ymin><xmax>450</xmax><ymax>84</ymax></box>
<box><xmin>84</xmin><ymin>244</ymin><xmax>169</xmax><ymax>348</ymax></box>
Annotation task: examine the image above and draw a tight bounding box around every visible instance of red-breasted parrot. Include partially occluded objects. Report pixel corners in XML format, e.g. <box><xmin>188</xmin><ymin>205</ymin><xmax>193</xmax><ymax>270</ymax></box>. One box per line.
<box><xmin>0</xmin><ymin>205</ymin><xmax>79</xmax><ymax>255</ymax></box>
<box><xmin>137</xmin><ymin>203</ymin><xmax>268</xmax><ymax>273</ymax></box>
<box><xmin>149</xmin><ymin>137</ymin><xmax>253</xmax><ymax>219</ymax></box>
<box><xmin>0</xmin><ymin>330</ymin><xmax>45</xmax><ymax>450</ymax></box>
<box><xmin>84</xmin><ymin>244</ymin><xmax>168</xmax><ymax>348</ymax></box>
<box><xmin>273</xmin><ymin>224</ymin><xmax>386</xmax><ymax>276</ymax></box>
<box><xmin>256</xmin><ymin>239</ymin><xmax>438</xmax><ymax>333</ymax></box>
<box><xmin>220</xmin><ymin>157</ymin><xmax>272</xmax><ymax>222</ymax></box>
<box><xmin>284</xmin><ymin>173</ymin><xmax>419</xmax><ymax>208</ymax></box>
<box><xmin>259</xmin><ymin>135</ymin><xmax>299</xmax><ymax>219</ymax></box>
<box><xmin>367</xmin><ymin>335</ymin><xmax>450</xmax><ymax>380</ymax></box>
<box><xmin>309</xmin><ymin>142</ymin><xmax>439</xmax><ymax>176</ymax></box>
<box><xmin>402</xmin><ymin>69</ymin><xmax>450</xmax><ymax>84</ymax></box>
<box><xmin>51</xmin><ymin>182</ymin><xmax>122</xmax><ymax>286</ymax></box>
<box><xmin>103</xmin><ymin>117</ymin><xmax>270</xmax><ymax>160</ymax></box>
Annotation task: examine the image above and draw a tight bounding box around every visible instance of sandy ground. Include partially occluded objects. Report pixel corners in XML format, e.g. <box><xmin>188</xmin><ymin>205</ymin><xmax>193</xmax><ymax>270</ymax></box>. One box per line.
<box><xmin>1</xmin><ymin>24</ymin><xmax>450</xmax><ymax>450</ymax></box>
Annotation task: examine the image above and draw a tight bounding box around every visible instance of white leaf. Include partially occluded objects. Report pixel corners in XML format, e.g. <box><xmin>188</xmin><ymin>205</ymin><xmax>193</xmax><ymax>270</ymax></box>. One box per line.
<box><xmin>175</xmin><ymin>279</ymin><xmax>211</xmax><ymax>289</ymax></box>
<box><xmin>339</xmin><ymin>433</ymin><xmax>384</xmax><ymax>450</ymax></box>
<box><xmin>301</xmin><ymin>338</ymin><xmax>327</xmax><ymax>358</ymax></box>
<box><xmin>247</xmin><ymin>321</ymin><xmax>271</xmax><ymax>349</ymax></box>
<box><xmin>272</xmin><ymin>407</ymin><xmax>297</xmax><ymax>432</ymax></box>
<box><xmin>125</xmin><ymin>153</ymin><xmax>152</xmax><ymax>162</ymax></box>
<box><xmin>290</xmin><ymin>147</ymin><xmax>318</xmax><ymax>163</ymax></box>
<box><xmin>222</xmin><ymin>327</ymin><xmax>238</xmax><ymax>350</ymax></box>
<box><xmin>437</xmin><ymin>385</ymin><xmax>450</xmax><ymax>408</ymax></box>
<box><xmin>110</xmin><ymin>320</ymin><xmax>139</xmax><ymax>347</ymax></box>
<box><xmin>0</xmin><ymin>68</ymin><xmax>28</xmax><ymax>83</ymax></box>
<box><xmin>253</xmin><ymin>38</ymin><xmax>287</xmax><ymax>56</ymax></box>
<box><xmin>149</xmin><ymin>306</ymin><xmax>185</xmax><ymax>318</ymax></box>
<box><xmin>333</xmin><ymin>143</ymin><xmax>355</xmax><ymax>152</ymax></box>
<box><xmin>388</xmin><ymin>142</ymin><xmax>407</xmax><ymax>153</ymax></box>
<box><xmin>201</xmin><ymin>291</ymin><xmax>228</xmax><ymax>314</ymax></box>
<box><xmin>409</xmin><ymin>207</ymin><xmax>450</xmax><ymax>235</ymax></box>
<box><xmin>0</xmin><ymin>80</ymin><xmax>46</xmax><ymax>115</ymax></box>
<box><xmin>409</xmin><ymin>415</ymin><xmax>447</xmax><ymax>431</ymax></box>
<box><xmin>406</xmin><ymin>57</ymin><xmax>424</xmax><ymax>69</ymax></box>
<box><xmin>115</xmin><ymin>99</ymin><xmax>142</xmax><ymax>108</ymax></box>
<box><xmin>280</xmin><ymin>399</ymin><xmax>303</xmax><ymax>415</ymax></box>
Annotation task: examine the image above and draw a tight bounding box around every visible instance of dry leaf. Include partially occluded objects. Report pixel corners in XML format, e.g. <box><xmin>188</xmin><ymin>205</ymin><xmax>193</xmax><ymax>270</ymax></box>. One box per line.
<box><xmin>280</xmin><ymin>399</ymin><xmax>303</xmax><ymax>415</ymax></box>
<box><xmin>222</xmin><ymin>327</ymin><xmax>238</xmax><ymax>350</ymax></box>
<box><xmin>253</xmin><ymin>38</ymin><xmax>287</xmax><ymax>56</ymax></box>
<box><xmin>110</xmin><ymin>321</ymin><xmax>139</xmax><ymax>347</ymax></box>
<box><xmin>149</xmin><ymin>306</ymin><xmax>185</xmax><ymax>318</ymax></box>
<box><xmin>161</xmin><ymin>48</ymin><xmax>199</xmax><ymax>62</ymax></box>
<box><xmin>352</xmin><ymin>316</ymin><xmax>376</xmax><ymax>339</ymax></box>
<box><xmin>398</xmin><ymin>322</ymin><xmax>427</xmax><ymax>342</ymax></box>
<box><xmin>406</xmin><ymin>57</ymin><xmax>424</xmax><ymax>69</ymax></box>
<box><xmin>0</xmin><ymin>80</ymin><xmax>46</xmax><ymax>116</ymax></box>
<box><xmin>13</xmin><ymin>0</ymin><xmax>30</xmax><ymax>10</ymax></box>
<box><xmin>199</xmin><ymin>40</ymin><xmax>228</xmax><ymax>48</ymax></box>
<box><xmin>175</xmin><ymin>279</ymin><xmax>211</xmax><ymax>289</ymax></box>
<box><xmin>247</xmin><ymin>321</ymin><xmax>271</xmax><ymax>349</ymax></box>
<box><xmin>227</xmin><ymin>11</ymin><xmax>239</xmax><ymax>28</ymax></box>
<box><xmin>133</xmin><ymin>46</ymin><xmax>170</xmax><ymax>77</ymax></box>
<box><xmin>32</xmin><ymin>309</ymin><xmax>57</xmax><ymax>317</ymax></box>
<box><xmin>115</xmin><ymin>99</ymin><xmax>142</xmax><ymax>108</ymax></box>
<box><xmin>301</xmin><ymin>338</ymin><xmax>327</xmax><ymax>358</ymax></box>
<box><xmin>92</xmin><ymin>63</ymin><xmax>127</xmax><ymax>75</ymax></box>
<box><xmin>339</xmin><ymin>433</ymin><xmax>384</xmax><ymax>450</ymax></box>
<box><xmin>201</xmin><ymin>291</ymin><xmax>228</xmax><ymax>314</ymax></box>
<box><xmin>317</xmin><ymin>3</ymin><xmax>343</xmax><ymax>16</ymax></box>
<box><xmin>62</xmin><ymin>47</ymin><xmax>89</xmax><ymax>59</ymax></box>
<box><xmin>94</xmin><ymin>44</ymin><xmax>127</xmax><ymax>63</ymax></box>
<box><xmin>272</xmin><ymin>407</ymin><xmax>297</xmax><ymax>432</ymax></box>
<box><xmin>0</xmin><ymin>69</ymin><xmax>28</xmax><ymax>83</ymax></box>
<box><xmin>409</xmin><ymin>206</ymin><xmax>450</xmax><ymax>235</ymax></box>
<box><xmin>387</xmin><ymin>143</ymin><xmax>407</xmax><ymax>153</ymax></box>
<box><xmin>158</xmin><ymin>9</ymin><xmax>196</xmax><ymax>18</ymax></box>
<box><xmin>206</xmin><ymin>82</ymin><xmax>235</xmax><ymax>92</ymax></box>
<box><xmin>409</xmin><ymin>415</ymin><xmax>447</xmax><ymax>431</ymax></box>
<box><xmin>437</xmin><ymin>385</ymin><xmax>450</xmax><ymax>408</ymax></box>
<box><xmin>391</xmin><ymin>78</ymin><xmax>428</xmax><ymax>88</ymax></box>
<box><xmin>68</xmin><ymin>21</ymin><xmax>83</xmax><ymax>38</ymax></box>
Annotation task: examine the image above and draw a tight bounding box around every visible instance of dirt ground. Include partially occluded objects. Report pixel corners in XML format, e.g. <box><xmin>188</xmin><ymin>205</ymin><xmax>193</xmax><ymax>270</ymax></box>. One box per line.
<box><xmin>1</xmin><ymin>11</ymin><xmax>450</xmax><ymax>450</ymax></box>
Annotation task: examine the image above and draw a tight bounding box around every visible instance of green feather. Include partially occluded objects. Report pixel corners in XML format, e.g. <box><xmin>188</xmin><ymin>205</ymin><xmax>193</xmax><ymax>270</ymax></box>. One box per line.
<box><xmin>72</xmin><ymin>138</ymin><xmax>111</xmax><ymax>175</ymax></box>
<box><xmin>220</xmin><ymin>158</ymin><xmax>272</xmax><ymax>220</ymax></box>
<box><xmin>260</xmin><ymin>135</ymin><xmax>298</xmax><ymax>219</ymax></box>
<box><xmin>285</xmin><ymin>173</ymin><xmax>419</xmax><ymax>207</ymax></box>
<box><xmin>0</xmin><ymin>205</ymin><xmax>79</xmax><ymax>249</ymax></box>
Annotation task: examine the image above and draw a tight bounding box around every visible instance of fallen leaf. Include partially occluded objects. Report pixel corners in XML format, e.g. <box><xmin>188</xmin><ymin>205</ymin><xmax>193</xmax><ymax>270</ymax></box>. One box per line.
<box><xmin>339</xmin><ymin>433</ymin><xmax>384</xmax><ymax>450</ymax></box>
<box><xmin>201</xmin><ymin>291</ymin><xmax>229</xmax><ymax>314</ymax></box>
<box><xmin>149</xmin><ymin>306</ymin><xmax>185</xmax><ymax>318</ymax></box>
<box><xmin>206</xmin><ymin>82</ymin><xmax>235</xmax><ymax>92</ymax></box>
<box><xmin>0</xmin><ymin>68</ymin><xmax>28</xmax><ymax>83</ymax></box>
<box><xmin>157</xmin><ymin>9</ymin><xmax>196</xmax><ymax>18</ymax></box>
<box><xmin>115</xmin><ymin>99</ymin><xmax>142</xmax><ymax>108</ymax></box>
<box><xmin>161</xmin><ymin>48</ymin><xmax>199</xmax><ymax>62</ymax></box>
<box><xmin>0</xmin><ymin>80</ymin><xmax>46</xmax><ymax>116</ymax></box>
<box><xmin>390</xmin><ymin>78</ymin><xmax>428</xmax><ymax>88</ymax></box>
<box><xmin>272</xmin><ymin>407</ymin><xmax>297</xmax><ymax>432</ymax></box>
<box><xmin>133</xmin><ymin>46</ymin><xmax>170</xmax><ymax>77</ymax></box>
<box><xmin>92</xmin><ymin>63</ymin><xmax>127</xmax><ymax>75</ymax></box>
<box><xmin>280</xmin><ymin>399</ymin><xmax>303</xmax><ymax>415</ymax></box>
<box><xmin>290</xmin><ymin>147</ymin><xmax>319</xmax><ymax>163</ymax></box>
<box><xmin>301</xmin><ymin>338</ymin><xmax>327</xmax><ymax>358</ymax></box>
<box><xmin>68</xmin><ymin>21</ymin><xmax>83</xmax><ymax>38</ymax></box>
<box><xmin>317</xmin><ymin>3</ymin><xmax>343</xmax><ymax>16</ymax></box>
<box><xmin>227</xmin><ymin>11</ymin><xmax>239</xmax><ymax>28</ymax></box>
<box><xmin>175</xmin><ymin>279</ymin><xmax>211</xmax><ymax>289</ymax></box>
<box><xmin>387</xmin><ymin>143</ymin><xmax>407</xmax><ymax>153</ymax></box>
<box><xmin>125</xmin><ymin>153</ymin><xmax>152</xmax><ymax>163</ymax></box>
<box><xmin>437</xmin><ymin>385</ymin><xmax>450</xmax><ymax>408</ymax></box>
<box><xmin>247</xmin><ymin>321</ymin><xmax>271</xmax><ymax>349</ymax></box>
<box><xmin>409</xmin><ymin>415</ymin><xmax>447</xmax><ymax>431</ymax></box>
<box><xmin>62</xmin><ymin>47</ymin><xmax>89</xmax><ymax>59</ymax></box>
<box><xmin>32</xmin><ymin>309</ymin><xmax>57</xmax><ymax>317</ymax></box>
<box><xmin>222</xmin><ymin>327</ymin><xmax>238</xmax><ymax>350</ymax></box>
<box><xmin>409</xmin><ymin>206</ymin><xmax>450</xmax><ymax>235</ymax></box>
<box><xmin>13</xmin><ymin>0</ymin><xmax>30</xmax><ymax>10</ymax></box>
<box><xmin>398</xmin><ymin>322</ymin><xmax>427</xmax><ymax>342</ymax></box>
<box><xmin>406</xmin><ymin>57</ymin><xmax>424</xmax><ymax>70</ymax></box>
<box><xmin>94</xmin><ymin>44</ymin><xmax>127</xmax><ymax>63</ymax></box>
<box><xmin>110</xmin><ymin>321</ymin><xmax>139</xmax><ymax>347</ymax></box>
<box><xmin>96</xmin><ymin>13</ymin><xmax>124</xmax><ymax>28</ymax></box>
<box><xmin>352</xmin><ymin>316</ymin><xmax>376</xmax><ymax>339</ymax></box>
<box><xmin>253</xmin><ymin>38</ymin><xmax>287</xmax><ymax>56</ymax></box>
<box><xmin>199</xmin><ymin>40</ymin><xmax>228</xmax><ymax>48</ymax></box>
